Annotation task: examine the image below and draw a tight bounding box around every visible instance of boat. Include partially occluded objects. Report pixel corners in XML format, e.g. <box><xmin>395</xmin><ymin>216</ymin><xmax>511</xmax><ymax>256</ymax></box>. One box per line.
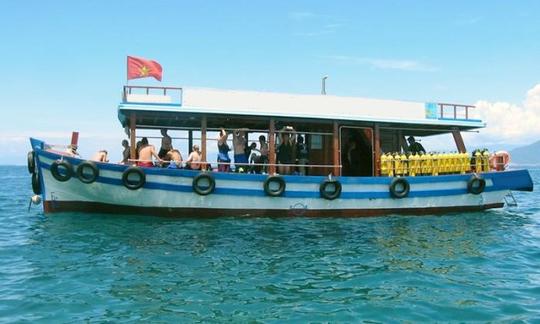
<box><xmin>28</xmin><ymin>85</ymin><xmax>534</xmax><ymax>217</ymax></box>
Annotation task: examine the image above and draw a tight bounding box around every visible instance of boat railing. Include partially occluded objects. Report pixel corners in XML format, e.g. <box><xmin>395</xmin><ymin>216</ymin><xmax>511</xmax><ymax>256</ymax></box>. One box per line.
<box><xmin>127</xmin><ymin>159</ymin><xmax>340</xmax><ymax>172</ymax></box>
<box><xmin>123</xmin><ymin>85</ymin><xmax>183</xmax><ymax>105</ymax></box>
<box><xmin>438</xmin><ymin>103</ymin><xmax>475</xmax><ymax>120</ymax></box>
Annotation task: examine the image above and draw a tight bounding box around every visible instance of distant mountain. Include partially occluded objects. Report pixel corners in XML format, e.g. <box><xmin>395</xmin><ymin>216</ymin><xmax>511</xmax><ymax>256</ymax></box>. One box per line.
<box><xmin>510</xmin><ymin>140</ymin><xmax>540</xmax><ymax>165</ymax></box>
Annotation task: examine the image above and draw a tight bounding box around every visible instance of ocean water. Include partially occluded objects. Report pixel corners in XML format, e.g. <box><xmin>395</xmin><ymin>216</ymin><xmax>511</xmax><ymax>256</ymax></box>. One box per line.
<box><xmin>0</xmin><ymin>166</ymin><xmax>539</xmax><ymax>322</ymax></box>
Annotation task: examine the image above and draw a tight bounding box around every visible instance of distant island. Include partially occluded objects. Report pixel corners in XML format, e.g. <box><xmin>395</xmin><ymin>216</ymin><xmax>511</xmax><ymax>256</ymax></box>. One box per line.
<box><xmin>509</xmin><ymin>140</ymin><xmax>540</xmax><ymax>165</ymax></box>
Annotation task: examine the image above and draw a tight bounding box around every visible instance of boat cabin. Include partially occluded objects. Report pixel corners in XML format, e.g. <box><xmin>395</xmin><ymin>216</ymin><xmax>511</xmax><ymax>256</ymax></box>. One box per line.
<box><xmin>118</xmin><ymin>86</ymin><xmax>484</xmax><ymax>177</ymax></box>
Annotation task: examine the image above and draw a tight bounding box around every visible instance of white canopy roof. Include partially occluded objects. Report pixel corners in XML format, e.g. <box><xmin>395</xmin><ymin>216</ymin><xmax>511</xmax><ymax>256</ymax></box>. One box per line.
<box><xmin>118</xmin><ymin>87</ymin><xmax>485</xmax><ymax>129</ymax></box>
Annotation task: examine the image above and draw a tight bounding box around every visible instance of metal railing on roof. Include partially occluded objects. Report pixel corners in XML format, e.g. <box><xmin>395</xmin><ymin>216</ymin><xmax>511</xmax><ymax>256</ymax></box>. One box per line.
<box><xmin>123</xmin><ymin>85</ymin><xmax>183</xmax><ymax>105</ymax></box>
<box><xmin>438</xmin><ymin>102</ymin><xmax>475</xmax><ymax>120</ymax></box>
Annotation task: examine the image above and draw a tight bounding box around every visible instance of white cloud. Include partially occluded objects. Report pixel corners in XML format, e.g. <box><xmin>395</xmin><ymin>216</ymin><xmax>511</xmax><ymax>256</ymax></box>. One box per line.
<box><xmin>466</xmin><ymin>84</ymin><xmax>540</xmax><ymax>147</ymax></box>
<box><xmin>325</xmin><ymin>55</ymin><xmax>438</xmax><ymax>72</ymax></box>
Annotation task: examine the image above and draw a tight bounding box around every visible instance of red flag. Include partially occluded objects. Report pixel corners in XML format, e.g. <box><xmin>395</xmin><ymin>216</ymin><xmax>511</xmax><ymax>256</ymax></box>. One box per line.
<box><xmin>127</xmin><ymin>56</ymin><xmax>163</xmax><ymax>81</ymax></box>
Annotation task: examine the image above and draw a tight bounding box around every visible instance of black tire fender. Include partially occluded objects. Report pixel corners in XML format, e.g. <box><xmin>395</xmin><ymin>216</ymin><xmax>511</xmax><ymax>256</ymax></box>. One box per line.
<box><xmin>320</xmin><ymin>179</ymin><xmax>342</xmax><ymax>200</ymax></box>
<box><xmin>27</xmin><ymin>151</ymin><xmax>35</xmax><ymax>174</ymax></box>
<box><xmin>32</xmin><ymin>172</ymin><xmax>41</xmax><ymax>195</ymax></box>
<box><xmin>122</xmin><ymin>167</ymin><xmax>146</xmax><ymax>190</ymax></box>
<box><xmin>467</xmin><ymin>175</ymin><xmax>486</xmax><ymax>195</ymax></box>
<box><xmin>192</xmin><ymin>173</ymin><xmax>216</xmax><ymax>196</ymax></box>
<box><xmin>76</xmin><ymin>161</ymin><xmax>99</xmax><ymax>184</ymax></box>
<box><xmin>50</xmin><ymin>160</ymin><xmax>73</xmax><ymax>182</ymax></box>
<box><xmin>389</xmin><ymin>177</ymin><xmax>410</xmax><ymax>199</ymax></box>
<box><xmin>263</xmin><ymin>175</ymin><xmax>286</xmax><ymax>197</ymax></box>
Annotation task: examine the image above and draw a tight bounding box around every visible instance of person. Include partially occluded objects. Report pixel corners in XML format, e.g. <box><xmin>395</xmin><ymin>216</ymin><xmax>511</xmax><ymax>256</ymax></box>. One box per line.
<box><xmin>233</xmin><ymin>129</ymin><xmax>248</xmax><ymax>172</ymax></box>
<box><xmin>217</xmin><ymin>128</ymin><xmax>231</xmax><ymax>172</ymax></box>
<box><xmin>120</xmin><ymin>140</ymin><xmax>130</xmax><ymax>164</ymax></box>
<box><xmin>166</xmin><ymin>149</ymin><xmax>183</xmax><ymax>169</ymax></box>
<box><xmin>247</xmin><ymin>142</ymin><xmax>261</xmax><ymax>173</ymax></box>
<box><xmin>256</xmin><ymin>135</ymin><xmax>269</xmax><ymax>174</ymax></box>
<box><xmin>137</xmin><ymin>137</ymin><xmax>161</xmax><ymax>167</ymax></box>
<box><xmin>92</xmin><ymin>150</ymin><xmax>109</xmax><ymax>162</ymax></box>
<box><xmin>277</xmin><ymin>126</ymin><xmax>296</xmax><ymax>175</ymax></box>
<box><xmin>185</xmin><ymin>144</ymin><xmax>202</xmax><ymax>170</ymax></box>
<box><xmin>296</xmin><ymin>135</ymin><xmax>309</xmax><ymax>175</ymax></box>
<box><xmin>135</xmin><ymin>140</ymin><xmax>142</xmax><ymax>160</ymax></box>
<box><xmin>259</xmin><ymin>135</ymin><xmax>269</xmax><ymax>164</ymax></box>
<box><xmin>407</xmin><ymin>136</ymin><xmax>426</xmax><ymax>154</ymax></box>
<box><xmin>158</xmin><ymin>129</ymin><xmax>173</xmax><ymax>159</ymax></box>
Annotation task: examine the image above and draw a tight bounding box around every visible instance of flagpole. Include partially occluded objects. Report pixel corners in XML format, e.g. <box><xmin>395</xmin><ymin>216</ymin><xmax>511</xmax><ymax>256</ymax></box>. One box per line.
<box><xmin>126</xmin><ymin>56</ymin><xmax>129</xmax><ymax>86</ymax></box>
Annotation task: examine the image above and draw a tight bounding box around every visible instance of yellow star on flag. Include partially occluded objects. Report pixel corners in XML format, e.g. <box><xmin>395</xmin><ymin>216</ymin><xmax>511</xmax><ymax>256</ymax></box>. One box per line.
<box><xmin>139</xmin><ymin>65</ymin><xmax>150</xmax><ymax>77</ymax></box>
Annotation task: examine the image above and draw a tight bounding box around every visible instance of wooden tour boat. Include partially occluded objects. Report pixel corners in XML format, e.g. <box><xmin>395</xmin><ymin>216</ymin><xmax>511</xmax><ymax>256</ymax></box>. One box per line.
<box><xmin>28</xmin><ymin>85</ymin><xmax>534</xmax><ymax>217</ymax></box>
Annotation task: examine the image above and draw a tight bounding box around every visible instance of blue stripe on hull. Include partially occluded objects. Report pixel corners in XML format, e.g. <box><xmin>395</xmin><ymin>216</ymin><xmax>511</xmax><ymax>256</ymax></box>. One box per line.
<box><xmin>38</xmin><ymin>159</ymin><xmax>531</xmax><ymax>199</ymax></box>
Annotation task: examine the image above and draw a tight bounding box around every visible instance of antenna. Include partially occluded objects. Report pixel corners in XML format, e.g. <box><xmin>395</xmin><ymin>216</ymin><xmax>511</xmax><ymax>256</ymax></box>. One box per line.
<box><xmin>321</xmin><ymin>76</ymin><xmax>328</xmax><ymax>95</ymax></box>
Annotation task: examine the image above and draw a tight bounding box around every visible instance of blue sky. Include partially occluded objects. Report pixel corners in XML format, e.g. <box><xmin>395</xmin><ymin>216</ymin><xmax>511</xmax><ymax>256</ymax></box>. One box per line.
<box><xmin>1</xmin><ymin>1</ymin><xmax>540</xmax><ymax>164</ymax></box>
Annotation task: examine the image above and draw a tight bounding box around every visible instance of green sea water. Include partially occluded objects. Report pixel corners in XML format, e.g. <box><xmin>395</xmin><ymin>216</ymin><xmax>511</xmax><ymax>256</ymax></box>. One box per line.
<box><xmin>0</xmin><ymin>166</ymin><xmax>539</xmax><ymax>322</ymax></box>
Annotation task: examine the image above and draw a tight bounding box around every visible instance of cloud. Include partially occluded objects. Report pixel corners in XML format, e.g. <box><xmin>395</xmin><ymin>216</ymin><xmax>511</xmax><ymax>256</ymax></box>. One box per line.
<box><xmin>325</xmin><ymin>55</ymin><xmax>438</xmax><ymax>72</ymax></box>
<box><xmin>466</xmin><ymin>84</ymin><xmax>540</xmax><ymax>147</ymax></box>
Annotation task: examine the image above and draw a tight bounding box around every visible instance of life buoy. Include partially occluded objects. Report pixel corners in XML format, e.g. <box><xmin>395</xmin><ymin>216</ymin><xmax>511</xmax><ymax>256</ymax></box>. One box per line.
<box><xmin>320</xmin><ymin>179</ymin><xmax>342</xmax><ymax>200</ymax></box>
<box><xmin>50</xmin><ymin>160</ymin><xmax>73</xmax><ymax>182</ymax></box>
<box><xmin>264</xmin><ymin>176</ymin><xmax>286</xmax><ymax>197</ymax></box>
<box><xmin>27</xmin><ymin>151</ymin><xmax>35</xmax><ymax>174</ymax></box>
<box><xmin>467</xmin><ymin>175</ymin><xmax>485</xmax><ymax>195</ymax></box>
<box><xmin>489</xmin><ymin>151</ymin><xmax>511</xmax><ymax>171</ymax></box>
<box><xmin>32</xmin><ymin>172</ymin><xmax>41</xmax><ymax>195</ymax></box>
<box><xmin>122</xmin><ymin>167</ymin><xmax>146</xmax><ymax>190</ymax></box>
<box><xmin>192</xmin><ymin>173</ymin><xmax>216</xmax><ymax>196</ymax></box>
<box><xmin>76</xmin><ymin>161</ymin><xmax>99</xmax><ymax>184</ymax></box>
<box><xmin>389</xmin><ymin>177</ymin><xmax>410</xmax><ymax>198</ymax></box>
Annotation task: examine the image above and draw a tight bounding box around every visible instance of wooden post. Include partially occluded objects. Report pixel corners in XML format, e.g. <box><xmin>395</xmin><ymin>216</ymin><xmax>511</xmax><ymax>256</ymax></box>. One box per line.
<box><xmin>374</xmin><ymin>124</ymin><xmax>381</xmax><ymax>176</ymax></box>
<box><xmin>129</xmin><ymin>114</ymin><xmax>136</xmax><ymax>161</ymax></box>
<box><xmin>268</xmin><ymin>118</ymin><xmax>276</xmax><ymax>175</ymax></box>
<box><xmin>188</xmin><ymin>130</ymin><xmax>193</xmax><ymax>154</ymax></box>
<box><xmin>397</xmin><ymin>130</ymin><xmax>408</xmax><ymax>152</ymax></box>
<box><xmin>452</xmin><ymin>129</ymin><xmax>466</xmax><ymax>153</ymax></box>
<box><xmin>201</xmin><ymin>116</ymin><xmax>207</xmax><ymax>170</ymax></box>
<box><xmin>333</xmin><ymin>121</ymin><xmax>340</xmax><ymax>176</ymax></box>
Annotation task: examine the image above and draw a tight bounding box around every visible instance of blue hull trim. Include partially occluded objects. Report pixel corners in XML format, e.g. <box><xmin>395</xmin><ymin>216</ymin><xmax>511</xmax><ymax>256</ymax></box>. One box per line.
<box><xmin>38</xmin><ymin>160</ymin><xmax>533</xmax><ymax>200</ymax></box>
<box><xmin>35</xmin><ymin>148</ymin><xmax>534</xmax><ymax>191</ymax></box>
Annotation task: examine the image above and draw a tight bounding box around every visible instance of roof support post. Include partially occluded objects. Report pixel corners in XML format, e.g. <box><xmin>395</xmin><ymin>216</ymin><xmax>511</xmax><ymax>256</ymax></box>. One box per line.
<box><xmin>129</xmin><ymin>114</ymin><xmax>136</xmax><ymax>161</ymax></box>
<box><xmin>452</xmin><ymin>129</ymin><xmax>466</xmax><ymax>153</ymax></box>
<box><xmin>269</xmin><ymin>118</ymin><xmax>276</xmax><ymax>175</ymax></box>
<box><xmin>188</xmin><ymin>130</ymin><xmax>193</xmax><ymax>154</ymax></box>
<box><xmin>398</xmin><ymin>130</ymin><xmax>408</xmax><ymax>152</ymax></box>
<box><xmin>374</xmin><ymin>124</ymin><xmax>381</xmax><ymax>176</ymax></box>
<box><xmin>201</xmin><ymin>116</ymin><xmax>207</xmax><ymax>170</ymax></box>
<box><xmin>333</xmin><ymin>121</ymin><xmax>340</xmax><ymax>176</ymax></box>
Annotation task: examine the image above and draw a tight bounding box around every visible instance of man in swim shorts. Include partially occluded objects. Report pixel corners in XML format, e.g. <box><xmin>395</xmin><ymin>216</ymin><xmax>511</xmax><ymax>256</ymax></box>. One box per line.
<box><xmin>233</xmin><ymin>129</ymin><xmax>248</xmax><ymax>172</ymax></box>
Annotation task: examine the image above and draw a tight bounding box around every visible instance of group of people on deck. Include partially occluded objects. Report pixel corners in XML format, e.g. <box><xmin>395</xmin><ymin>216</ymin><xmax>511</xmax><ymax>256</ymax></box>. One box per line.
<box><xmin>81</xmin><ymin>127</ymin><xmax>310</xmax><ymax>175</ymax></box>
<box><xmin>112</xmin><ymin>130</ymin><xmax>202</xmax><ymax>169</ymax></box>
<box><xmin>215</xmin><ymin>126</ymin><xmax>309</xmax><ymax>175</ymax></box>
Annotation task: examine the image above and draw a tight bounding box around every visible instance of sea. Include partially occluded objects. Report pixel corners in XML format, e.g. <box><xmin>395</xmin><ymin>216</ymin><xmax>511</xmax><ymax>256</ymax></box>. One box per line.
<box><xmin>0</xmin><ymin>165</ymin><xmax>538</xmax><ymax>322</ymax></box>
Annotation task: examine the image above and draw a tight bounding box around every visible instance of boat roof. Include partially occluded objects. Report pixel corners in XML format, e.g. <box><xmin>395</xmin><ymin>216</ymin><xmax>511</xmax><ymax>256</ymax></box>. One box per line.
<box><xmin>118</xmin><ymin>86</ymin><xmax>485</xmax><ymax>134</ymax></box>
